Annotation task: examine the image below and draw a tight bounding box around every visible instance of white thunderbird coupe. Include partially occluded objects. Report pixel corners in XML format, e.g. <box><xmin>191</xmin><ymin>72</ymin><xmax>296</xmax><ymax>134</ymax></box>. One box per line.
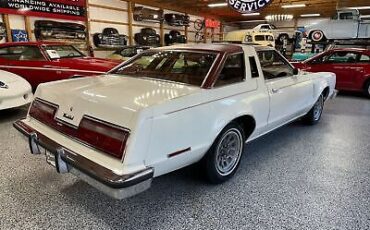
<box><xmin>0</xmin><ymin>70</ymin><xmax>33</xmax><ymax>110</ymax></box>
<box><xmin>14</xmin><ymin>44</ymin><xmax>336</xmax><ymax>199</ymax></box>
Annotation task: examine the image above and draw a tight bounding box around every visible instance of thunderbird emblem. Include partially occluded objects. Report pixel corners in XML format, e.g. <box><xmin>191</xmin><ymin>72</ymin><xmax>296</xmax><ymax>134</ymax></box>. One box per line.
<box><xmin>63</xmin><ymin>113</ymin><xmax>75</xmax><ymax>120</ymax></box>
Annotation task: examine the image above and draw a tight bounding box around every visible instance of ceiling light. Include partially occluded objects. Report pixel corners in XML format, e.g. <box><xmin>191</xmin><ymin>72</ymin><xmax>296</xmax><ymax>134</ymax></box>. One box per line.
<box><xmin>208</xmin><ymin>2</ymin><xmax>228</xmax><ymax>8</ymax></box>
<box><xmin>266</xmin><ymin>14</ymin><xmax>294</xmax><ymax>21</ymax></box>
<box><xmin>242</xmin><ymin>12</ymin><xmax>260</xmax><ymax>16</ymax></box>
<box><xmin>360</xmin><ymin>15</ymin><xmax>370</xmax><ymax>18</ymax></box>
<box><xmin>345</xmin><ymin>6</ymin><xmax>370</xmax><ymax>10</ymax></box>
<box><xmin>282</xmin><ymin>4</ymin><xmax>306</xmax><ymax>8</ymax></box>
<box><xmin>301</xmin><ymin>14</ymin><xmax>321</xmax><ymax>17</ymax></box>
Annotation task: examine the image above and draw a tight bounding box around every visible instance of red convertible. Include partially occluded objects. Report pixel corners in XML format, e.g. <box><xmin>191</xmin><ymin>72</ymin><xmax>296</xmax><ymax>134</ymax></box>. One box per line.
<box><xmin>0</xmin><ymin>42</ymin><xmax>121</xmax><ymax>90</ymax></box>
<box><xmin>293</xmin><ymin>48</ymin><xmax>370</xmax><ymax>97</ymax></box>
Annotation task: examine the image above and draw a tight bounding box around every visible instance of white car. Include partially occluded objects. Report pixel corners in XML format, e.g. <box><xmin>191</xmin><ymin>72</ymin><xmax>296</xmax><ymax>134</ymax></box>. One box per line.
<box><xmin>0</xmin><ymin>70</ymin><xmax>33</xmax><ymax>110</ymax></box>
<box><xmin>305</xmin><ymin>10</ymin><xmax>370</xmax><ymax>42</ymax></box>
<box><xmin>225</xmin><ymin>29</ymin><xmax>275</xmax><ymax>47</ymax></box>
<box><xmin>253</xmin><ymin>24</ymin><xmax>296</xmax><ymax>44</ymax></box>
<box><xmin>14</xmin><ymin>44</ymin><xmax>336</xmax><ymax>199</ymax></box>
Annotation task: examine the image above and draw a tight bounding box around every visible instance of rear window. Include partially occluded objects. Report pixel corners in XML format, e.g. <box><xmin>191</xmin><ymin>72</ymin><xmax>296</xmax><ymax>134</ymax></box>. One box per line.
<box><xmin>112</xmin><ymin>51</ymin><xmax>217</xmax><ymax>86</ymax></box>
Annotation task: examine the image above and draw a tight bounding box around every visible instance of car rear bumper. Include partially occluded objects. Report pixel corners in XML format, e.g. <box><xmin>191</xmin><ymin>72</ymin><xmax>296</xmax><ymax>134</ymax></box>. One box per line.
<box><xmin>13</xmin><ymin>120</ymin><xmax>154</xmax><ymax>200</ymax></box>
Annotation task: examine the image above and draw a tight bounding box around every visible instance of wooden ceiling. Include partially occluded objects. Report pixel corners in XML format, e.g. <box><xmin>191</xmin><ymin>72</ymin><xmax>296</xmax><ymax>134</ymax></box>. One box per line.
<box><xmin>132</xmin><ymin>0</ymin><xmax>370</xmax><ymax>22</ymax></box>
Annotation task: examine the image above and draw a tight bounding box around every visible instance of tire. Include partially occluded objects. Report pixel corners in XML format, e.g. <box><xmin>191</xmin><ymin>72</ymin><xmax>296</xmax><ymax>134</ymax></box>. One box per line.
<box><xmin>304</xmin><ymin>94</ymin><xmax>324</xmax><ymax>125</ymax></box>
<box><xmin>277</xmin><ymin>34</ymin><xmax>289</xmax><ymax>44</ymax></box>
<box><xmin>203</xmin><ymin>122</ymin><xmax>245</xmax><ymax>184</ymax></box>
<box><xmin>364</xmin><ymin>80</ymin><xmax>370</xmax><ymax>98</ymax></box>
<box><xmin>310</xmin><ymin>30</ymin><xmax>326</xmax><ymax>42</ymax></box>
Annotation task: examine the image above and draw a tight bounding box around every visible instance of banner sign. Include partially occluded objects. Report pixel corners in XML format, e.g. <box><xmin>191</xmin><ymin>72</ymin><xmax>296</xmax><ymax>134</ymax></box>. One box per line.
<box><xmin>205</xmin><ymin>19</ymin><xmax>220</xmax><ymax>28</ymax></box>
<box><xmin>228</xmin><ymin>0</ymin><xmax>272</xmax><ymax>13</ymax></box>
<box><xmin>0</xmin><ymin>0</ymin><xmax>86</xmax><ymax>21</ymax></box>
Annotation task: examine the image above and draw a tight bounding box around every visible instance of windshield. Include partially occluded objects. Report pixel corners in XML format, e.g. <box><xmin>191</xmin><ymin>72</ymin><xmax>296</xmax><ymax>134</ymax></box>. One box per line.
<box><xmin>44</xmin><ymin>45</ymin><xmax>85</xmax><ymax>59</ymax></box>
<box><xmin>112</xmin><ymin>51</ymin><xmax>217</xmax><ymax>86</ymax></box>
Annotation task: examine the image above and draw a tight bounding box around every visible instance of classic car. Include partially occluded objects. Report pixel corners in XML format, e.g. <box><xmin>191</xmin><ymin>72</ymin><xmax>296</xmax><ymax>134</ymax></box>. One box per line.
<box><xmin>0</xmin><ymin>70</ymin><xmax>33</xmax><ymax>110</ymax></box>
<box><xmin>293</xmin><ymin>48</ymin><xmax>370</xmax><ymax>97</ymax></box>
<box><xmin>14</xmin><ymin>44</ymin><xmax>336</xmax><ymax>199</ymax></box>
<box><xmin>133</xmin><ymin>6</ymin><xmax>164</xmax><ymax>22</ymax></box>
<box><xmin>253</xmin><ymin>24</ymin><xmax>296</xmax><ymax>44</ymax></box>
<box><xmin>164</xmin><ymin>30</ymin><xmax>187</xmax><ymax>45</ymax></box>
<box><xmin>134</xmin><ymin>28</ymin><xmax>160</xmax><ymax>46</ymax></box>
<box><xmin>0</xmin><ymin>42</ymin><xmax>121</xmax><ymax>90</ymax></box>
<box><xmin>93</xmin><ymin>28</ymin><xmax>128</xmax><ymax>48</ymax></box>
<box><xmin>0</xmin><ymin>22</ymin><xmax>6</xmax><ymax>40</ymax></box>
<box><xmin>164</xmin><ymin>13</ymin><xmax>190</xmax><ymax>26</ymax></box>
<box><xmin>107</xmin><ymin>46</ymin><xmax>150</xmax><ymax>61</ymax></box>
<box><xmin>305</xmin><ymin>10</ymin><xmax>370</xmax><ymax>42</ymax></box>
<box><xmin>224</xmin><ymin>29</ymin><xmax>275</xmax><ymax>47</ymax></box>
<box><xmin>34</xmin><ymin>20</ymin><xmax>86</xmax><ymax>41</ymax></box>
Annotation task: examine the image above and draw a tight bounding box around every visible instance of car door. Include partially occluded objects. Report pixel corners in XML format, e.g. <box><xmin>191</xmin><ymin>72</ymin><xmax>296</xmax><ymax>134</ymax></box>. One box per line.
<box><xmin>258</xmin><ymin>50</ymin><xmax>313</xmax><ymax>129</ymax></box>
<box><xmin>2</xmin><ymin>45</ymin><xmax>55</xmax><ymax>89</ymax></box>
<box><xmin>330</xmin><ymin>12</ymin><xmax>358</xmax><ymax>38</ymax></box>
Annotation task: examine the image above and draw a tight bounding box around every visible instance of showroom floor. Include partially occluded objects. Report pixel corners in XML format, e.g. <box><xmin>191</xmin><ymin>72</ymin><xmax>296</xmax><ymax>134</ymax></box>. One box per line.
<box><xmin>0</xmin><ymin>94</ymin><xmax>369</xmax><ymax>230</ymax></box>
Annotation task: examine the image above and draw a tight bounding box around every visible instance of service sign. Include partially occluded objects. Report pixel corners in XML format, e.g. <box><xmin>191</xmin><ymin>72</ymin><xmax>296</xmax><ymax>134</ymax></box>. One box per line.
<box><xmin>228</xmin><ymin>0</ymin><xmax>272</xmax><ymax>13</ymax></box>
<box><xmin>0</xmin><ymin>0</ymin><xmax>86</xmax><ymax>21</ymax></box>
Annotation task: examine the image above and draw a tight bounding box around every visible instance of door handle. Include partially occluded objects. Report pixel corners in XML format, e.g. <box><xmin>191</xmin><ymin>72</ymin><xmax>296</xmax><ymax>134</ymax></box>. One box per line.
<box><xmin>272</xmin><ymin>88</ymin><xmax>280</xmax><ymax>94</ymax></box>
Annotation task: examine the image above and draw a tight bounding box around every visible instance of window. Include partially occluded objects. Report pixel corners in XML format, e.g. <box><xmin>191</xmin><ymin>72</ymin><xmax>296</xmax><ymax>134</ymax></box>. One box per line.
<box><xmin>359</xmin><ymin>54</ymin><xmax>370</xmax><ymax>63</ymax></box>
<box><xmin>43</xmin><ymin>45</ymin><xmax>85</xmax><ymax>59</ymax></box>
<box><xmin>249</xmin><ymin>57</ymin><xmax>259</xmax><ymax>78</ymax></box>
<box><xmin>325</xmin><ymin>52</ymin><xmax>358</xmax><ymax>63</ymax></box>
<box><xmin>339</xmin><ymin>12</ymin><xmax>353</xmax><ymax>20</ymax></box>
<box><xmin>0</xmin><ymin>46</ymin><xmax>44</xmax><ymax>61</ymax></box>
<box><xmin>260</xmin><ymin>25</ymin><xmax>270</xmax><ymax>30</ymax></box>
<box><xmin>214</xmin><ymin>53</ymin><xmax>245</xmax><ymax>87</ymax></box>
<box><xmin>112</xmin><ymin>51</ymin><xmax>217</xmax><ymax>86</ymax></box>
<box><xmin>257</xmin><ymin>50</ymin><xmax>294</xmax><ymax>80</ymax></box>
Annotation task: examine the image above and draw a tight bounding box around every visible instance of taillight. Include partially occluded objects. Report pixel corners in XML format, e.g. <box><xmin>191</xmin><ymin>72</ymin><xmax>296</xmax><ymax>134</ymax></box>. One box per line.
<box><xmin>29</xmin><ymin>98</ymin><xmax>129</xmax><ymax>159</ymax></box>
<box><xmin>29</xmin><ymin>99</ymin><xmax>58</xmax><ymax>123</ymax></box>
<box><xmin>77</xmin><ymin>117</ymin><xmax>129</xmax><ymax>159</ymax></box>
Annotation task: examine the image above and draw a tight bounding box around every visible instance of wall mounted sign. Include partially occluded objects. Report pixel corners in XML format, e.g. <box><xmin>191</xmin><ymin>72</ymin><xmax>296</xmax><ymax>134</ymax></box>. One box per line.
<box><xmin>228</xmin><ymin>0</ymin><xmax>272</xmax><ymax>13</ymax></box>
<box><xmin>205</xmin><ymin>19</ymin><xmax>220</xmax><ymax>28</ymax></box>
<box><xmin>11</xmin><ymin>30</ymin><xmax>28</xmax><ymax>42</ymax></box>
<box><xmin>0</xmin><ymin>0</ymin><xmax>86</xmax><ymax>21</ymax></box>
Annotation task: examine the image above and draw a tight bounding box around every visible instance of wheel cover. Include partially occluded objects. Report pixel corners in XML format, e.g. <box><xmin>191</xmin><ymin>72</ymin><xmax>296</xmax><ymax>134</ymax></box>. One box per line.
<box><xmin>312</xmin><ymin>31</ymin><xmax>323</xmax><ymax>42</ymax></box>
<box><xmin>215</xmin><ymin>128</ymin><xmax>243</xmax><ymax>176</ymax></box>
<box><xmin>313</xmin><ymin>96</ymin><xmax>323</xmax><ymax>121</ymax></box>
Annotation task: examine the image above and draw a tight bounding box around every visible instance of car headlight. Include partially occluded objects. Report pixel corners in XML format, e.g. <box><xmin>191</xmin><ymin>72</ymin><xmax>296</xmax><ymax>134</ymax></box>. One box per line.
<box><xmin>143</xmin><ymin>37</ymin><xmax>147</xmax><ymax>40</ymax></box>
<box><xmin>245</xmin><ymin>35</ymin><xmax>253</xmax><ymax>42</ymax></box>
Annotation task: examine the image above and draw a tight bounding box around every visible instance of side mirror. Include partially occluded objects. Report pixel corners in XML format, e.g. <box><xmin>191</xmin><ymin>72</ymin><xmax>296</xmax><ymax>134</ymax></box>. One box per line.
<box><xmin>293</xmin><ymin>68</ymin><xmax>299</xmax><ymax>75</ymax></box>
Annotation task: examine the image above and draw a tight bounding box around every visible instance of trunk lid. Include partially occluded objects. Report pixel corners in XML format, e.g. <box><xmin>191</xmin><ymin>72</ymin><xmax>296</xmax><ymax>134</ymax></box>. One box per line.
<box><xmin>35</xmin><ymin>75</ymin><xmax>200</xmax><ymax>128</ymax></box>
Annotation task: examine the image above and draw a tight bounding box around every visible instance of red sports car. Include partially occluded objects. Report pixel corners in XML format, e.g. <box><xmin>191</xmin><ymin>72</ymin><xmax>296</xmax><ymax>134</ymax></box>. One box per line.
<box><xmin>0</xmin><ymin>42</ymin><xmax>121</xmax><ymax>90</ymax></box>
<box><xmin>293</xmin><ymin>48</ymin><xmax>370</xmax><ymax>97</ymax></box>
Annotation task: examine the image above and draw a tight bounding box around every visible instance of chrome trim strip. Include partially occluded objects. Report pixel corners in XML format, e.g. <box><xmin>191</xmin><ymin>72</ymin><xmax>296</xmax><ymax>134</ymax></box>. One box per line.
<box><xmin>0</xmin><ymin>65</ymin><xmax>105</xmax><ymax>74</ymax></box>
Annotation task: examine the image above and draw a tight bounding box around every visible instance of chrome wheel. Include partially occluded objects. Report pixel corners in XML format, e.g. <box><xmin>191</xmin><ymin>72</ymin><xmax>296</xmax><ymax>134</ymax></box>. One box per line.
<box><xmin>215</xmin><ymin>128</ymin><xmax>243</xmax><ymax>176</ymax></box>
<box><xmin>313</xmin><ymin>96</ymin><xmax>323</xmax><ymax>121</ymax></box>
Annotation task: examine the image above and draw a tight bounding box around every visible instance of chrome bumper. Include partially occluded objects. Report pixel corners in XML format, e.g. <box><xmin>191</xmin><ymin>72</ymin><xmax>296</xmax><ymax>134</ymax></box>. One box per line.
<box><xmin>13</xmin><ymin>120</ymin><xmax>154</xmax><ymax>200</ymax></box>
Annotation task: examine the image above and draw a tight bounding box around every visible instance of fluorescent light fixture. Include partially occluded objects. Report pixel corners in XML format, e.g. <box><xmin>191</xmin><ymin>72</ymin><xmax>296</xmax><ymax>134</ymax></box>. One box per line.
<box><xmin>301</xmin><ymin>14</ymin><xmax>321</xmax><ymax>17</ymax></box>
<box><xmin>360</xmin><ymin>15</ymin><xmax>370</xmax><ymax>18</ymax></box>
<box><xmin>345</xmin><ymin>6</ymin><xmax>370</xmax><ymax>10</ymax></box>
<box><xmin>282</xmin><ymin>4</ymin><xmax>306</xmax><ymax>8</ymax></box>
<box><xmin>242</xmin><ymin>12</ymin><xmax>260</xmax><ymax>16</ymax></box>
<box><xmin>208</xmin><ymin>2</ymin><xmax>228</xmax><ymax>8</ymax></box>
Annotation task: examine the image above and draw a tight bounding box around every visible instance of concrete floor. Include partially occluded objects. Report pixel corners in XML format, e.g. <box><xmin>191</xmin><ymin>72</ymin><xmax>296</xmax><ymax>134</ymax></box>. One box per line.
<box><xmin>0</xmin><ymin>94</ymin><xmax>369</xmax><ymax>230</ymax></box>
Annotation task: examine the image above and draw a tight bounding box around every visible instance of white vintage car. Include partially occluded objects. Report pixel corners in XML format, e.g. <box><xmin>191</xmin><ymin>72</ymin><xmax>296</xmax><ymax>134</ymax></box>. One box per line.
<box><xmin>253</xmin><ymin>24</ymin><xmax>296</xmax><ymax>44</ymax></box>
<box><xmin>14</xmin><ymin>44</ymin><xmax>336</xmax><ymax>199</ymax></box>
<box><xmin>0</xmin><ymin>70</ymin><xmax>33</xmax><ymax>110</ymax></box>
<box><xmin>225</xmin><ymin>29</ymin><xmax>275</xmax><ymax>47</ymax></box>
<box><xmin>305</xmin><ymin>10</ymin><xmax>370</xmax><ymax>42</ymax></box>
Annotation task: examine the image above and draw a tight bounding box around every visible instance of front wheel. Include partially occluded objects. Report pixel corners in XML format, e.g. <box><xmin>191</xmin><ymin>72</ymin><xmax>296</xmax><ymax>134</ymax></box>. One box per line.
<box><xmin>364</xmin><ymin>80</ymin><xmax>370</xmax><ymax>98</ymax></box>
<box><xmin>310</xmin><ymin>30</ymin><xmax>326</xmax><ymax>42</ymax></box>
<box><xmin>203</xmin><ymin>122</ymin><xmax>245</xmax><ymax>184</ymax></box>
<box><xmin>303</xmin><ymin>94</ymin><xmax>324</xmax><ymax>125</ymax></box>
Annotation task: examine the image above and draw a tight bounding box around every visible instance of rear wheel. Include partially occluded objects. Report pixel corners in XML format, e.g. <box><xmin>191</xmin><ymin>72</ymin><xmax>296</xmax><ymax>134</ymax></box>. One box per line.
<box><xmin>203</xmin><ymin>122</ymin><xmax>245</xmax><ymax>184</ymax></box>
<box><xmin>304</xmin><ymin>94</ymin><xmax>324</xmax><ymax>125</ymax></box>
